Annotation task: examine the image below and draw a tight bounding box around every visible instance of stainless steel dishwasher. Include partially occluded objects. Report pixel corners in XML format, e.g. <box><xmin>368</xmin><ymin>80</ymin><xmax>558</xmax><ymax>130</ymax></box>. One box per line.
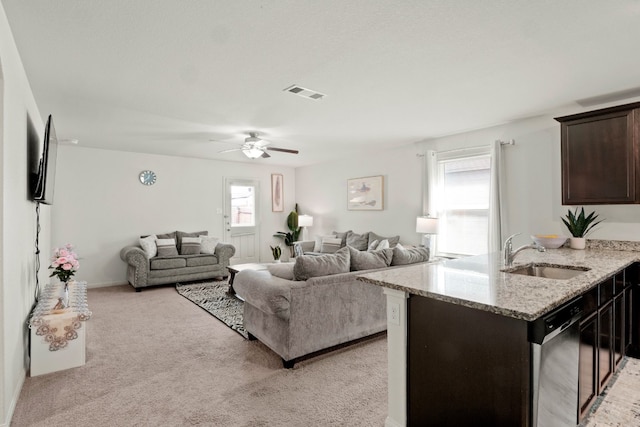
<box><xmin>530</xmin><ymin>296</ymin><xmax>583</xmax><ymax>427</ymax></box>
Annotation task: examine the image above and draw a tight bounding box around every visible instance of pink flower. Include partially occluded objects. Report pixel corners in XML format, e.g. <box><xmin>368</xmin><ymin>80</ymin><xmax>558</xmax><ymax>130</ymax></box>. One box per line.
<box><xmin>62</xmin><ymin>263</ymin><xmax>73</xmax><ymax>271</ymax></box>
<box><xmin>58</xmin><ymin>249</ymin><xmax>69</xmax><ymax>257</ymax></box>
<box><xmin>57</xmin><ymin>256</ymin><xmax>68</xmax><ymax>264</ymax></box>
<box><xmin>51</xmin><ymin>261</ymin><xmax>60</xmax><ymax>268</ymax></box>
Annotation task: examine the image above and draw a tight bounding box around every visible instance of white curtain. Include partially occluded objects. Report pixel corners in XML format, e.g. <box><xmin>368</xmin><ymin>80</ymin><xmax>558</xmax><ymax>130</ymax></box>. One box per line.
<box><xmin>488</xmin><ymin>140</ymin><xmax>505</xmax><ymax>253</ymax></box>
<box><xmin>424</xmin><ymin>150</ymin><xmax>438</xmax><ymax>217</ymax></box>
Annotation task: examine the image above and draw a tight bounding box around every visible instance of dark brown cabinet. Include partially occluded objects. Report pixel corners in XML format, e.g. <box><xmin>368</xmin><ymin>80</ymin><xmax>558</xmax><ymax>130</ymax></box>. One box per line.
<box><xmin>578</xmin><ymin>269</ymin><xmax>634</xmax><ymax>422</ymax></box>
<box><xmin>555</xmin><ymin>102</ymin><xmax>640</xmax><ymax>205</ymax></box>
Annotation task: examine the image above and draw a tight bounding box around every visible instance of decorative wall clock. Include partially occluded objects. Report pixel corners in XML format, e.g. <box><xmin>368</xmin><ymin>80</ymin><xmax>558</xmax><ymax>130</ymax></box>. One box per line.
<box><xmin>139</xmin><ymin>170</ymin><xmax>157</xmax><ymax>186</ymax></box>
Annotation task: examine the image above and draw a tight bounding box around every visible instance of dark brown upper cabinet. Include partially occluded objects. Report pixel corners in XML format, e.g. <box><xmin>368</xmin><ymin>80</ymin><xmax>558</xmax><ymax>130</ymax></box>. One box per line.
<box><xmin>555</xmin><ymin>102</ymin><xmax>640</xmax><ymax>205</ymax></box>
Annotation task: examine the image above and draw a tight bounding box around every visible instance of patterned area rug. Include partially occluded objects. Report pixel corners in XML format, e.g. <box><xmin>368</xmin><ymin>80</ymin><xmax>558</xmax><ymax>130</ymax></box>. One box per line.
<box><xmin>176</xmin><ymin>281</ymin><xmax>248</xmax><ymax>339</ymax></box>
<box><xmin>583</xmin><ymin>357</ymin><xmax>640</xmax><ymax>426</ymax></box>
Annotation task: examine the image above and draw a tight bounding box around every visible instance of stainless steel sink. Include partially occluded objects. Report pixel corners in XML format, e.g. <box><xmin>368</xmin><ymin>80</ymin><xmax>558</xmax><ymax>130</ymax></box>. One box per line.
<box><xmin>503</xmin><ymin>263</ymin><xmax>590</xmax><ymax>280</ymax></box>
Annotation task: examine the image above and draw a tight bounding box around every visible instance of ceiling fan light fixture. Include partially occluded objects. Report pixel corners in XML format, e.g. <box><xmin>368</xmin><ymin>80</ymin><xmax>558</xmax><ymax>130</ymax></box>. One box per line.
<box><xmin>243</xmin><ymin>147</ymin><xmax>264</xmax><ymax>159</ymax></box>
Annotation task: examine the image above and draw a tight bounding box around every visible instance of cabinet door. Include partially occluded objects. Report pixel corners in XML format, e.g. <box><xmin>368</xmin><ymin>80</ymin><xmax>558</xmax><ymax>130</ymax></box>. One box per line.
<box><xmin>626</xmin><ymin>285</ymin><xmax>635</xmax><ymax>354</ymax></box>
<box><xmin>579</xmin><ymin>312</ymin><xmax>598</xmax><ymax>420</ymax></box>
<box><xmin>614</xmin><ymin>293</ymin><xmax>625</xmax><ymax>369</ymax></box>
<box><xmin>598</xmin><ymin>301</ymin><xmax>614</xmax><ymax>392</ymax></box>
<box><xmin>560</xmin><ymin>108</ymin><xmax>637</xmax><ymax>204</ymax></box>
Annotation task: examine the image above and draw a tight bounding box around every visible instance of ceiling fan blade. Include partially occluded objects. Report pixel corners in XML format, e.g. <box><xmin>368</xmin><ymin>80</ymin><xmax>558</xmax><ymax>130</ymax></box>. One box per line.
<box><xmin>266</xmin><ymin>147</ymin><xmax>299</xmax><ymax>154</ymax></box>
<box><xmin>261</xmin><ymin>151</ymin><xmax>271</xmax><ymax>158</ymax></box>
<box><xmin>218</xmin><ymin>148</ymin><xmax>242</xmax><ymax>153</ymax></box>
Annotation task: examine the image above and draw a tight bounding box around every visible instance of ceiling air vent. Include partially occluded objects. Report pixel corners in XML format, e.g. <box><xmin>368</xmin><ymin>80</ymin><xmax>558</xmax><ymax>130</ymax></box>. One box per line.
<box><xmin>283</xmin><ymin>84</ymin><xmax>326</xmax><ymax>101</ymax></box>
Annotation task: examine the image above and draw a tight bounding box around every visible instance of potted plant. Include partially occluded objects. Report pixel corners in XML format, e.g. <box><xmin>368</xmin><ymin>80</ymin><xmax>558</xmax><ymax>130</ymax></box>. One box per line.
<box><xmin>270</xmin><ymin>245</ymin><xmax>282</xmax><ymax>262</ymax></box>
<box><xmin>274</xmin><ymin>204</ymin><xmax>301</xmax><ymax>257</ymax></box>
<box><xmin>561</xmin><ymin>207</ymin><xmax>603</xmax><ymax>250</ymax></box>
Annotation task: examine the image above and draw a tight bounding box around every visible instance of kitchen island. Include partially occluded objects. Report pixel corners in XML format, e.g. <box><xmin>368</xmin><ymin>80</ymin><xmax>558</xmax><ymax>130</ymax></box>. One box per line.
<box><xmin>358</xmin><ymin>246</ymin><xmax>640</xmax><ymax>427</ymax></box>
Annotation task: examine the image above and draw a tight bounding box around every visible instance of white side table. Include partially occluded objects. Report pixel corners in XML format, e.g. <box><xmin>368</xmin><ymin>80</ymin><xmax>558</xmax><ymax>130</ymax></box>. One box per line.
<box><xmin>28</xmin><ymin>280</ymin><xmax>91</xmax><ymax>376</ymax></box>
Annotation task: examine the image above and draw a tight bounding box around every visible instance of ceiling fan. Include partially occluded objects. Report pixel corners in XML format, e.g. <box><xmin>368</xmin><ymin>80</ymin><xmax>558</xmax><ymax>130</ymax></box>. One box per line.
<box><xmin>217</xmin><ymin>132</ymin><xmax>299</xmax><ymax>159</ymax></box>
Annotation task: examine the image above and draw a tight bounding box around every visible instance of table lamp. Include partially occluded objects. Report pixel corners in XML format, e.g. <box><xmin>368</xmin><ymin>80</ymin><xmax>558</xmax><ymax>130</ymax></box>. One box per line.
<box><xmin>416</xmin><ymin>216</ymin><xmax>439</xmax><ymax>256</ymax></box>
<box><xmin>298</xmin><ymin>215</ymin><xmax>314</xmax><ymax>241</ymax></box>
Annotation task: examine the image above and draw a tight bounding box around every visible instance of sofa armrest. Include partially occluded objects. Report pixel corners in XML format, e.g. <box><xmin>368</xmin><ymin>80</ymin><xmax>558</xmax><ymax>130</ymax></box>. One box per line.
<box><xmin>214</xmin><ymin>242</ymin><xmax>236</xmax><ymax>267</ymax></box>
<box><xmin>233</xmin><ymin>270</ymin><xmax>309</xmax><ymax>319</ymax></box>
<box><xmin>120</xmin><ymin>246</ymin><xmax>149</xmax><ymax>288</ymax></box>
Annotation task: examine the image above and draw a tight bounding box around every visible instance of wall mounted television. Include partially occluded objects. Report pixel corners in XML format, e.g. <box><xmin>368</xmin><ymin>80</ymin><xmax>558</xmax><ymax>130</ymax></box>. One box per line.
<box><xmin>31</xmin><ymin>114</ymin><xmax>58</xmax><ymax>205</ymax></box>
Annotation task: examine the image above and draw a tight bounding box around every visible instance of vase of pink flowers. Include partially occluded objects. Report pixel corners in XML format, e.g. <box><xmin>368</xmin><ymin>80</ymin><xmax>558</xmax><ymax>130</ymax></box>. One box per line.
<box><xmin>49</xmin><ymin>244</ymin><xmax>80</xmax><ymax>290</ymax></box>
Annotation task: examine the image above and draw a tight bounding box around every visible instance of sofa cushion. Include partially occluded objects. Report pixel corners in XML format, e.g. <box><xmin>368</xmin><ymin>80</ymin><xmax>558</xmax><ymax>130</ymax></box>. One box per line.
<box><xmin>293</xmin><ymin>247</ymin><xmax>350</xmax><ymax>281</ymax></box>
<box><xmin>150</xmin><ymin>256</ymin><xmax>186</xmax><ymax>270</ymax></box>
<box><xmin>139</xmin><ymin>234</ymin><xmax>157</xmax><ymax>259</ymax></box>
<box><xmin>348</xmin><ymin>246</ymin><xmax>393</xmax><ymax>271</ymax></box>
<box><xmin>156</xmin><ymin>238</ymin><xmax>179</xmax><ymax>257</ymax></box>
<box><xmin>368</xmin><ymin>232</ymin><xmax>400</xmax><ymax>248</ymax></box>
<box><xmin>180</xmin><ymin>237</ymin><xmax>202</xmax><ymax>255</ymax></box>
<box><xmin>177</xmin><ymin>230</ymin><xmax>208</xmax><ymax>252</ymax></box>
<box><xmin>185</xmin><ymin>254</ymin><xmax>218</xmax><ymax>267</ymax></box>
<box><xmin>267</xmin><ymin>262</ymin><xmax>295</xmax><ymax>280</ymax></box>
<box><xmin>156</xmin><ymin>231</ymin><xmax>177</xmax><ymax>240</ymax></box>
<box><xmin>346</xmin><ymin>231</ymin><xmax>370</xmax><ymax>251</ymax></box>
<box><xmin>320</xmin><ymin>237</ymin><xmax>342</xmax><ymax>254</ymax></box>
<box><xmin>391</xmin><ymin>243</ymin><xmax>430</xmax><ymax>265</ymax></box>
<box><xmin>200</xmin><ymin>235</ymin><xmax>219</xmax><ymax>254</ymax></box>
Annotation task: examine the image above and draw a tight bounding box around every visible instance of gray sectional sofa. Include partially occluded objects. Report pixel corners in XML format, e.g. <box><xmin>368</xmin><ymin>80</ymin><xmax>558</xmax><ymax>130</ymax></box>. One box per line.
<box><xmin>120</xmin><ymin>230</ymin><xmax>235</xmax><ymax>291</ymax></box>
<box><xmin>233</xmin><ymin>243</ymin><xmax>431</xmax><ymax>368</ymax></box>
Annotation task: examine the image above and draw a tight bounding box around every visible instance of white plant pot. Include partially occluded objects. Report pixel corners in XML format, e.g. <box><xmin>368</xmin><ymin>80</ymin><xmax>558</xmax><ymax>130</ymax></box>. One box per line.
<box><xmin>569</xmin><ymin>237</ymin><xmax>586</xmax><ymax>250</ymax></box>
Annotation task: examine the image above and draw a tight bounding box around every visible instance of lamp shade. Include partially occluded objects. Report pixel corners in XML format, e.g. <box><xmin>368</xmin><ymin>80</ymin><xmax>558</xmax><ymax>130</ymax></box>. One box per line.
<box><xmin>298</xmin><ymin>215</ymin><xmax>314</xmax><ymax>227</ymax></box>
<box><xmin>416</xmin><ymin>216</ymin><xmax>439</xmax><ymax>234</ymax></box>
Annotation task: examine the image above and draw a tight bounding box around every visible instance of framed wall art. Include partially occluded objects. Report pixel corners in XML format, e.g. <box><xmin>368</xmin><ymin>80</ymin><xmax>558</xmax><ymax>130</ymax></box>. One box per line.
<box><xmin>271</xmin><ymin>174</ymin><xmax>284</xmax><ymax>212</ymax></box>
<box><xmin>347</xmin><ymin>175</ymin><xmax>384</xmax><ymax>210</ymax></box>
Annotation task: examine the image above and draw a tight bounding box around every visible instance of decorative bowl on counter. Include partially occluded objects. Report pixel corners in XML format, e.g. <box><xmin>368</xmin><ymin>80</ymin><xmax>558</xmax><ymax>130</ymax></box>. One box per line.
<box><xmin>531</xmin><ymin>235</ymin><xmax>568</xmax><ymax>249</ymax></box>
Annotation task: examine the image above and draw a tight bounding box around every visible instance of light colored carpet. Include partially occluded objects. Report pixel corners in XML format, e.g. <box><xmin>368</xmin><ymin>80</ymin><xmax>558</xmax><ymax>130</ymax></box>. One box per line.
<box><xmin>11</xmin><ymin>284</ymin><xmax>387</xmax><ymax>426</ymax></box>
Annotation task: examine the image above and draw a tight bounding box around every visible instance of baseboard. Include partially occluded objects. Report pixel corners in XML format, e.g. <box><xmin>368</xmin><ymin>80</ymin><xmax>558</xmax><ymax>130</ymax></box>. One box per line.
<box><xmin>1</xmin><ymin>369</ymin><xmax>26</xmax><ymax>427</ymax></box>
<box><xmin>86</xmin><ymin>281</ymin><xmax>128</xmax><ymax>289</ymax></box>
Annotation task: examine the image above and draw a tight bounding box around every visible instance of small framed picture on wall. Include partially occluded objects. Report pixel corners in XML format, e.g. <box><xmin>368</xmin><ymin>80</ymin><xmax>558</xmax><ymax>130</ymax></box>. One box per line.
<box><xmin>272</xmin><ymin>174</ymin><xmax>284</xmax><ymax>212</ymax></box>
<box><xmin>347</xmin><ymin>175</ymin><xmax>384</xmax><ymax>210</ymax></box>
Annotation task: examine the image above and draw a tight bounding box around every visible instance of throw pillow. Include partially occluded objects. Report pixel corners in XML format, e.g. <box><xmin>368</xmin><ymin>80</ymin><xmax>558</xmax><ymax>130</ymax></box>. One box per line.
<box><xmin>320</xmin><ymin>237</ymin><xmax>342</xmax><ymax>254</ymax></box>
<box><xmin>139</xmin><ymin>234</ymin><xmax>157</xmax><ymax>259</ymax></box>
<box><xmin>176</xmin><ymin>230</ymin><xmax>208</xmax><ymax>252</ymax></box>
<box><xmin>156</xmin><ymin>231</ymin><xmax>177</xmax><ymax>240</ymax></box>
<box><xmin>332</xmin><ymin>230</ymin><xmax>352</xmax><ymax>247</ymax></box>
<box><xmin>391</xmin><ymin>243</ymin><xmax>430</xmax><ymax>266</ymax></box>
<box><xmin>180</xmin><ymin>236</ymin><xmax>202</xmax><ymax>255</ymax></box>
<box><xmin>367</xmin><ymin>240</ymin><xmax>379</xmax><ymax>251</ymax></box>
<box><xmin>346</xmin><ymin>231</ymin><xmax>370</xmax><ymax>251</ymax></box>
<box><xmin>267</xmin><ymin>262</ymin><xmax>295</xmax><ymax>280</ymax></box>
<box><xmin>200</xmin><ymin>235</ymin><xmax>219</xmax><ymax>254</ymax></box>
<box><xmin>314</xmin><ymin>235</ymin><xmax>335</xmax><ymax>252</ymax></box>
<box><xmin>156</xmin><ymin>238</ymin><xmax>179</xmax><ymax>257</ymax></box>
<box><xmin>368</xmin><ymin>232</ymin><xmax>400</xmax><ymax>249</ymax></box>
<box><xmin>348</xmin><ymin>246</ymin><xmax>393</xmax><ymax>271</ymax></box>
<box><xmin>293</xmin><ymin>247</ymin><xmax>350</xmax><ymax>281</ymax></box>
<box><xmin>376</xmin><ymin>239</ymin><xmax>390</xmax><ymax>250</ymax></box>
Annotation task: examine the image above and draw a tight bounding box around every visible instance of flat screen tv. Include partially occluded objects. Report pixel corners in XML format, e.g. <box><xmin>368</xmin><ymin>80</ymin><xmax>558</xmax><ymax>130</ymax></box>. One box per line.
<box><xmin>32</xmin><ymin>114</ymin><xmax>58</xmax><ymax>205</ymax></box>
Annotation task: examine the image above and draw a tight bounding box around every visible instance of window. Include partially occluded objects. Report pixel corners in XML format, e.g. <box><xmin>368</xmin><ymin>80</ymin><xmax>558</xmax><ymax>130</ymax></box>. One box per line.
<box><xmin>433</xmin><ymin>149</ymin><xmax>491</xmax><ymax>257</ymax></box>
<box><xmin>230</xmin><ymin>185</ymin><xmax>255</xmax><ymax>227</ymax></box>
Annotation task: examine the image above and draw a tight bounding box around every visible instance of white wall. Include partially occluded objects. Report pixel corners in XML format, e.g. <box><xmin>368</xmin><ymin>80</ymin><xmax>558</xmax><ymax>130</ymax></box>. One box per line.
<box><xmin>52</xmin><ymin>146</ymin><xmax>296</xmax><ymax>286</ymax></box>
<box><xmin>296</xmin><ymin>144</ymin><xmax>423</xmax><ymax>246</ymax></box>
<box><xmin>296</xmin><ymin>112</ymin><xmax>640</xmax><ymax>252</ymax></box>
<box><xmin>0</xmin><ymin>4</ymin><xmax>48</xmax><ymax>426</ymax></box>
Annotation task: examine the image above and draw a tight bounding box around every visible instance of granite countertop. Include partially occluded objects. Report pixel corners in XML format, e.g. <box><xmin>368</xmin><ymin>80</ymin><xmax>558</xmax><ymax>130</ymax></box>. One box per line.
<box><xmin>357</xmin><ymin>246</ymin><xmax>639</xmax><ymax>321</ymax></box>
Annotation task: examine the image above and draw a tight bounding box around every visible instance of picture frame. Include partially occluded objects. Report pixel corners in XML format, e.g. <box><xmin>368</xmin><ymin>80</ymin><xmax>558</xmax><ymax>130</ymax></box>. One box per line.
<box><xmin>347</xmin><ymin>175</ymin><xmax>384</xmax><ymax>210</ymax></box>
<box><xmin>271</xmin><ymin>174</ymin><xmax>284</xmax><ymax>212</ymax></box>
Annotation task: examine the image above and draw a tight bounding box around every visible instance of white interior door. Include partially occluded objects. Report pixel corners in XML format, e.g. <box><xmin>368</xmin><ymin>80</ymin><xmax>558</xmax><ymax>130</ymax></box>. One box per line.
<box><xmin>224</xmin><ymin>178</ymin><xmax>260</xmax><ymax>265</ymax></box>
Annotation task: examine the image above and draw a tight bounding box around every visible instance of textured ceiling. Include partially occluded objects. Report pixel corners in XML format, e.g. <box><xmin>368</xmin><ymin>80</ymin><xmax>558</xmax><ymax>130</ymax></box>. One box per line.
<box><xmin>3</xmin><ymin>0</ymin><xmax>640</xmax><ymax>167</ymax></box>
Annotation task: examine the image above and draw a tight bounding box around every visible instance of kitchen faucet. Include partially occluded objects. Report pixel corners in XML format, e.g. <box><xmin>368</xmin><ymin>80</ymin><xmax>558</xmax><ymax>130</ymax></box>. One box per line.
<box><xmin>503</xmin><ymin>233</ymin><xmax>546</xmax><ymax>267</ymax></box>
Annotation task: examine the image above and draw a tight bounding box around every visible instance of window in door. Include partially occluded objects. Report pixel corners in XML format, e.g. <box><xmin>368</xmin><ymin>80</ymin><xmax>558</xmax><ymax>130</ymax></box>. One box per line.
<box><xmin>230</xmin><ymin>185</ymin><xmax>255</xmax><ymax>227</ymax></box>
<box><xmin>435</xmin><ymin>151</ymin><xmax>491</xmax><ymax>257</ymax></box>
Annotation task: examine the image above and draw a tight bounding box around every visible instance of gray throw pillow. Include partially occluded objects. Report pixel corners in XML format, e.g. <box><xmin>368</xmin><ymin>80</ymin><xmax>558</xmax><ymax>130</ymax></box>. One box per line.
<box><xmin>368</xmin><ymin>232</ymin><xmax>400</xmax><ymax>248</ymax></box>
<box><xmin>320</xmin><ymin>237</ymin><xmax>342</xmax><ymax>253</ymax></box>
<box><xmin>156</xmin><ymin>238</ymin><xmax>179</xmax><ymax>257</ymax></box>
<box><xmin>180</xmin><ymin>237</ymin><xmax>202</xmax><ymax>255</ymax></box>
<box><xmin>155</xmin><ymin>231</ymin><xmax>177</xmax><ymax>240</ymax></box>
<box><xmin>332</xmin><ymin>230</ymin><xmax>352</xmax><ymax>247</ymax></box>
<box><xmin>348</xmin><ymin>246</ymin><xmax>393</xmax><ymax>271</ymax></box>
<box><xmin>267</xmin><ymin>262</ymin><xmax>295</xmax><ymax>280</ymax></box>
<box><xmin>346</xmin><ymin>231</ymin><xmax>370</xmax><ymax>251</ymax></box>
<box><xmin>293</xmin><ymin>247</ymin><xmax>350</xmax><ymax>281</ymax></box>
<box><xmin>391</xmin><ymin>244</ymin><xmax>430</xmax><ymax>265</ymax></box>
<box><xmin>177</xmin><ymin>230</ymin><xmax>208</xmax><ymax>252</ymax></box>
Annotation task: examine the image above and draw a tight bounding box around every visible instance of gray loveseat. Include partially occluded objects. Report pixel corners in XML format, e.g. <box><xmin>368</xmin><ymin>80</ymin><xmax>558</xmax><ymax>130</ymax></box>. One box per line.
<box><xmin>120</xmin><ymin>230</ymin><xmax>235</xmax><ymax>291</ymax></box>
<box><xmin>233</xmin><ymin>244</ymin><xmax>431</xmax><ymax>368</ymax></box>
